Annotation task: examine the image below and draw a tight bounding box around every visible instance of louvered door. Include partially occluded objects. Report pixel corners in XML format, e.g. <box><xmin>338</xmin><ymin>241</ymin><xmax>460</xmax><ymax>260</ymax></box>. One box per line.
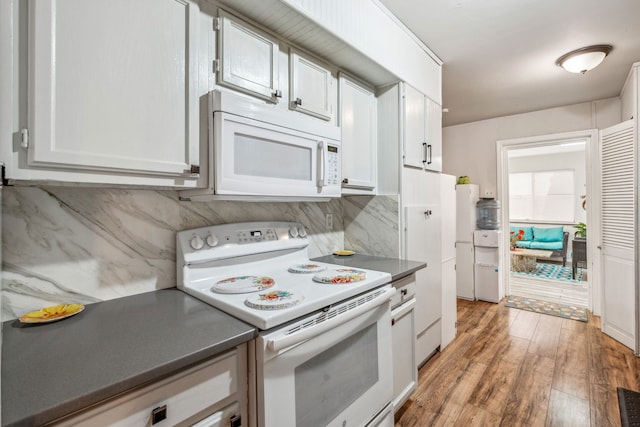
<box><xmin>600</xmin><ymin>120</ymin><xmax>636</xmax><ymax>350</ymax></box>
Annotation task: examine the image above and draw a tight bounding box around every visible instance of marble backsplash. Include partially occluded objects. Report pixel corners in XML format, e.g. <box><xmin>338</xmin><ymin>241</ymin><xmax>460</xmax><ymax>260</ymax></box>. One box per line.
<box><xmin>1</xmin><ymin>187</ymin><xmax>401</xmax><ymax>321</ymax></box>
<box><xmin>1</xmin><ymin>187</ymin><xmax>348</xmax><ymax>321</ymax></box>
<box><xmin>343</xmin><ymin>195</ymin><xmax>400</xmax><ymax>258</ymax></box>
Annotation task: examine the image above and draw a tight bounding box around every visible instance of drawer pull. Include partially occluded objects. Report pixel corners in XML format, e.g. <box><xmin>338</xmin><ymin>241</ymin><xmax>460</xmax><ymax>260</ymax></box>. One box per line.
<box><xmin>151</xmin><ymin>405</ymin><xmax>167</xmax><ymax>425</ymax></box>
<box><xmin>401</xmin><ymin>289</ymin><xmax>408</xmax><ymax>297</ymax></box>
<box><xmin>230</xmin><ymin>414</ymin><xmax>242</xmax><ymax>427</ymax></box>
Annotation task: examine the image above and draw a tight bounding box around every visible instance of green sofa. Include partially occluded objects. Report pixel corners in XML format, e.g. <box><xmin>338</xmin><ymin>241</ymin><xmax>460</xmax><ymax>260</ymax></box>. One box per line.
<box><xmin>510</xmin><ymin>226</ymin><xmax>569</xmax><ymax>266</ymax></box>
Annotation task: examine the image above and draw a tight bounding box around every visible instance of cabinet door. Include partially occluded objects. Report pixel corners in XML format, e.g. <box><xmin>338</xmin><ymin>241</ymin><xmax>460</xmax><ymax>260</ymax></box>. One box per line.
<box><xmin>339</xmin><ymin>73</ymin><xmax>376</xmax><ymax>193</ymax></box>
<box><xmin>425</xmin><ymin>97</ymin><xmax>442</xmax><ymax>172</ymax></box>
<box><xmin>405</xmin><ymin>205</ymin><xmax>442</xmax><ymax>334</ymax></box>
<box><xmin>441</xmin><ymin>258</ymin><xmax>457</xmax><ymax>349</ymax></box>
<box><xmin>403</xmin><ymin>83</ymin><xmax>426</xmax><ymax>169</ymax></box>
<box><xmin>391</xmin><ymin>298</ymin><xmax>417</xmax><ymax>410</ymax></box>
<box><xmin>27</xmin><ymin>0</ymin><xmax>199</xmax><ymax>179</ymax></box>
<box><xmin>290</xmin><ymin>50</ymin><xmax>333</xmax><ymax>120</ymax></box>
<box><xmin>456</xmin><ymin>242</ymin><xmax>475</xmax><ymax>300</ymax></box>
<box><xmin>218</xmin><ymin>10</ymin><xmax>280</xmax><ymax>102</ymax></box>
<box><xmin>53</xmin><ymin>349</ymin><xmax>243</xmax><ymax>426</ymax></box>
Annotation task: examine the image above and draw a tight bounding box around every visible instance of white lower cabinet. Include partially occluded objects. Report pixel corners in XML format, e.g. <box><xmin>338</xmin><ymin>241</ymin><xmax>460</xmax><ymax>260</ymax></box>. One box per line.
<box><xmin>441</xmin><ymin>258</ymin><xmax>457</xmax><ymax>349</ymax></box>
<box><xmin>52</xmin><ymin>345</ymin><xmax>247</xmax><ymax>427</ymax></box>
<box><xmin>390</xmin><ymin>274</ymin><xmax>417</xmax><ymax>411</ymax></box>
<box><xmin>405</xmin><ymin>203</ymin><xmax>443</xmax><ymax>366</ymax></box>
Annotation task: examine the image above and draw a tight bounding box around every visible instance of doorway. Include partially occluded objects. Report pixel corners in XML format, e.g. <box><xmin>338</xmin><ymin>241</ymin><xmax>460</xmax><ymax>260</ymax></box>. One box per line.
<box><xmin>497</xmin><ymin>129</ymin><xmax>601</xmax><ymax>315</ymax></box>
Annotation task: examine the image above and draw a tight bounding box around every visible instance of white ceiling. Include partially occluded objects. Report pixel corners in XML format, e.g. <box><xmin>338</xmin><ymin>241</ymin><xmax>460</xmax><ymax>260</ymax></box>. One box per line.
<box><xmin>378</xmin><ymin>0</ymin><xmax>640</xmax><ymax>127</ymax></box>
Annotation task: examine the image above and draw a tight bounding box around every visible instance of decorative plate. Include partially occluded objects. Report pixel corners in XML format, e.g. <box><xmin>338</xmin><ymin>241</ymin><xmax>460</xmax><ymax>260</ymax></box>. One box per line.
<box><xmin>288</xmin><ymin>263</ymin><xmax>326</xmax><ymax>274</ymax></box>
<box><xmin>313</xmin><ymin>268</ymin><xmax>367</xmax><ymax>284</ymax></box>
<box><xmin>333</xmin><ymin>250</ymin><xmax>355</xmax><ymax>256</ymax></box>
<box><xmin>245</xmin><ymin>290</ymin><xmax>304</xmax><ymax>310</ymax></box>
<box><xmin>211</xmin><ymin>276</ymin><xmax>275</xmax><ymax>294</ymax></box>
<box><xmin>19</xmin><ymin>304</ymin><xmax>85</xmax><ymax>324</ymax></box>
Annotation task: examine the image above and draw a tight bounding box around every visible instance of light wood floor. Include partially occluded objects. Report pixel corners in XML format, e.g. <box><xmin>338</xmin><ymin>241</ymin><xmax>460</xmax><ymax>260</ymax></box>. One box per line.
<box><xmin>394</xmin><ymin>299</ymin><xmax>637</xmax><ymax>426</ymax></box>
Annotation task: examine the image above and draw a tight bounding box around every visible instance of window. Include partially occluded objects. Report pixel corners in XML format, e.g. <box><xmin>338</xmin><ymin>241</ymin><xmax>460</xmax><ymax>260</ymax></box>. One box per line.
<box><xmin>509</xmin><ymin>170</ymin><xmax>575</xmax><ymax>222</ymax></box>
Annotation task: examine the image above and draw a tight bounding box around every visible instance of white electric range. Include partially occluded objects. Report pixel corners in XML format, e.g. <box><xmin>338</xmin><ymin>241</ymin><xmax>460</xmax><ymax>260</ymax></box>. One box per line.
<box><xmin>176</xmin><ymin>221</ymin><xmax>396</xmax><ymax>427</ymax></box>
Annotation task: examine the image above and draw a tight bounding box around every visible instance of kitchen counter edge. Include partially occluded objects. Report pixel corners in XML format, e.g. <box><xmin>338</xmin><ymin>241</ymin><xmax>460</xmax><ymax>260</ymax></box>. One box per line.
<box><xmin>1</xmin><ymin>288</ymin><xmax>256</xmax><ymax>427</ymax></box>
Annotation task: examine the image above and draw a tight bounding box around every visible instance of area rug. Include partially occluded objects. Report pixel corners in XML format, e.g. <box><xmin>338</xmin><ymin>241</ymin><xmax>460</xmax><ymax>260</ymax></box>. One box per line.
<box><xmin>513</xmin><ymin>262</ymin><xmax>585</xmax><ymax>283</ymax></box>
<box><xmin>505</xmin><ymin>295</ymin><xmax>588</xmax><ymax>322</ymax></box>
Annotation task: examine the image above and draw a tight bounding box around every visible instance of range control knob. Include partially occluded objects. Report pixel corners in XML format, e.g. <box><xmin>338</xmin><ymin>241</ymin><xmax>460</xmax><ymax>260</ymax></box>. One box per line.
<box><xmin>289</xmin><ymin>227</ymin><xmax>299</xmax><ymax>238</ymax></box>
<box><xmin>190</xmin><ymin>234</ymin><xmax>204</xmax><ymax>250</ymax></box>
<box><xmin>298</xmin><ymin>226</ymin><xmax>307</xmax><ymax>237</ymax></box>
<box><xmin>206</xmin><ymin>233</ymin><xmax>219</xmax><ymax>247</ymax></box>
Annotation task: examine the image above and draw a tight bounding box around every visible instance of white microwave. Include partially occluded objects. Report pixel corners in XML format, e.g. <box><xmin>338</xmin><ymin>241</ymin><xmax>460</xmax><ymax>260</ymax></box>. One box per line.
<box><xmin>181</xmin><ymin>90</ymin><xmax>342</xmax><ymax>201</ymax></box>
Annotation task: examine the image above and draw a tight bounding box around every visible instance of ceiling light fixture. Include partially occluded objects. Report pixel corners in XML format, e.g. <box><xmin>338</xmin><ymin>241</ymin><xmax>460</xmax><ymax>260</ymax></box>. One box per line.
<box><xmin>555</xmin><ymin>44</ymin><xmax>612</xmax><ymax>74</ymax></box>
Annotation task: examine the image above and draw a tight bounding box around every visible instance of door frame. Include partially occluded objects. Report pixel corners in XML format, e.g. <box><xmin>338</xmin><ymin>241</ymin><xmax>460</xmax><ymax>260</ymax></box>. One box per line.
<box><xmin>496</xmin><ymin>129</ymin><xmax>601</xmax><ymax>315</ymax></box>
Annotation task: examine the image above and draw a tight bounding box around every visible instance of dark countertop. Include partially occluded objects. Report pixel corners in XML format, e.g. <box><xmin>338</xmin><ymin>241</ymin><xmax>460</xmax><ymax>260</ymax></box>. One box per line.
<box><xmin>312</xmin><ymin>254</ymin><xmax>426</xmax><ymax>282</ymax></box>
<box><xmin>1</xmin><ymin>289</ymin><xmax>256</xmax><ymax>427</ymax></box>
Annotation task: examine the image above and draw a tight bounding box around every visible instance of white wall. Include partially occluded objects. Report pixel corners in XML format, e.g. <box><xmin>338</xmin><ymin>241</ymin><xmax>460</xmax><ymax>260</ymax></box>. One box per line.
<box><xmin>442</xmin><ymin>97</ymin><xmax>621</xmax><ymax>196</ymax></box>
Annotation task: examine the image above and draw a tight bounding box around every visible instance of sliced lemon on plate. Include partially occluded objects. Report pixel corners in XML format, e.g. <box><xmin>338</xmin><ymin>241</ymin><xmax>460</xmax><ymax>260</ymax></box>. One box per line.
<box><xmin>333</xmin><ymin>250</ymin><xmax>355</xmax><ymax>256</ymax></box>
<box><xmin>19</xmin><ymin>304</ymin><xmax>85</xmax><ymax>324</ymax></box>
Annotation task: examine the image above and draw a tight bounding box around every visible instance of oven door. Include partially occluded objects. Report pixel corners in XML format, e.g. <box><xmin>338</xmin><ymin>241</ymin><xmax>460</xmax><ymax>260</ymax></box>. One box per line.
<box><xmin>213</xmin><ymin>112</ymin><xmax>341</xmax><ymax>199</ymax></box>
<box><xmin>255</xmin><ymin>286</ymin><xmax>394</xmax><ymax>427</ymax></box>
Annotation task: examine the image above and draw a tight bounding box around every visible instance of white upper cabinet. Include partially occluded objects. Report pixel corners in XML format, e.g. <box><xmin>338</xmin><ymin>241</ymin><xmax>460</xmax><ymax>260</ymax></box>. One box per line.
<box><xmin>289</xmin><ymin>49</ymin><xmax>333</xmax><ymax>121</ymax></box>
<box><xmin>13</xmin><ymin>0</ymin><xmax>201</xmax><ymax>186</ymax></box>
<box><xmin>339</xmin><ymin>73</ymin><xmax>376</xmax><ymax>193</ymax></box>
<box><xmin>425</xmin><ymin>96</ymin><xmax>443</xmax><ymax>172</ymax></box>
<box><xmin>217</xmin><ymin>10</ymin><xmax>281</xmax><ymax>103</ymax></box>
<box><xmin>403</xmin><ymin>83</ymin><xmax>442</xmax><ymax>172</ymax></box>
<box><xmin>403</xmin><ymin>83</ymin><xmax>426</xmax><ymax>169</ymax></box>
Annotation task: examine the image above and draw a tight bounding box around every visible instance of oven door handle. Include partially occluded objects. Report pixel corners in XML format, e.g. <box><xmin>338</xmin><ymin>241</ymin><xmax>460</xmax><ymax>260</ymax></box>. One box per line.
<box><xmin>266</xmin><ymin>286</ymin><xmax>395</xmax><ymax>352</ymax></box>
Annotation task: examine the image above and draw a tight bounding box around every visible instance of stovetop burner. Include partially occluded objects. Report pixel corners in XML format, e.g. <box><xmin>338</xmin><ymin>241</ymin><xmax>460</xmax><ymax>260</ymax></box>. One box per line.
<box><xmin>211</xmin><ymin>275</ymin><xmax>275</xmax><ymax>294</ymax></box>
<box><xmin>287</xmin><ymin>263</ymin><xmax>326</xmax><ymax>274</ymax></box>
<box><xmin>244</xmin><ymin>290</ymin><xmax>305</xmax><ymax>311</ymax></box>
<box><xmin>312</xmin><ymin>268</ymin><xmax>367</xmax><ymax>284</ymax></box>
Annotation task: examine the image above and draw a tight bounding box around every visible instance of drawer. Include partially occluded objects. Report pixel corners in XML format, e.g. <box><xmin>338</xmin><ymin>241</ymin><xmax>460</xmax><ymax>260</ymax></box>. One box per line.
<box><xmin>52</xmin><ymin>348</ymin><xmax>242</xmax><ymax>427</ymax></box>
<box><xmin>390</xmin><ymin>274</ymin><xmax>416</xmax><ymax>309</ymax></box>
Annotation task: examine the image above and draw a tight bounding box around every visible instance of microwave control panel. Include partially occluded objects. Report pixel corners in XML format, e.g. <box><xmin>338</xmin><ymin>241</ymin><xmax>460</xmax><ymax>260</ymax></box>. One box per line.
<box><xmin>326</xmin><ymin>144</ymin><xmax>340</xmax><ymax>186</ymax></box>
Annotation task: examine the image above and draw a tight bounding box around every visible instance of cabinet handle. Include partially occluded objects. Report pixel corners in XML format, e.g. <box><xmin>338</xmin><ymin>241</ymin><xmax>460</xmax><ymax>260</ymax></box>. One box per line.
<box><xmin>151</xmin><ymin>405</ymin><xmax>167</xmax><ymax>425</ymax></box>
<box><xmin>294</xmin><ymin>97</ymin><xmax>303</xmax><ymax>106</ymax></box>
<box><xmin>401</xmin><ymin>289</ymin><xmax>408</xmax><ymax>297</ymax></box>
<box><xmin>422</xmin><ymin>142</ymin><xmax>427</xmax><ymax>164</ymax></box>
<box><xmin>230</xmin><ymin>414</ymin><xmax>241</xmax><ymax>427</ymax></box>
<box><xmin>272</xmin><ymin>89</ymin><xmax>282</xmax><ymax>98</ymax></box>
<box><xmin>427</xmin><ymin>144</ymin><xmax>433</xmax><ymax>165</ymax></box>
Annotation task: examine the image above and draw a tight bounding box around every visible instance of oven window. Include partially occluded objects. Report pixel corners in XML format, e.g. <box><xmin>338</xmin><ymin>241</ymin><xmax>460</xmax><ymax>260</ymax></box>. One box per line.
<box><xmin>235</xmin><ymin>133</ymin><xmax>312</xmax><ymax>181</ymax></box>
<box><xmin>294</xmin><ymin>324</ymin><xmax>378</xmax><ymax>426</ymax></box>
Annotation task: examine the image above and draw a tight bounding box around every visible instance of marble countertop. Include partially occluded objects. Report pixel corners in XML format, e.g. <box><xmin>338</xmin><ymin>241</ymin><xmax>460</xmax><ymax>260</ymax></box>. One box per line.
<box><xmin>312</xmin><ymin>253</ymin><xmax>426</xmax><ymax>282</ymax></box>
<box><xmin>1</xmin><ymin>289</ymin><xmax>256</xmax><ymax>427</ymax></box>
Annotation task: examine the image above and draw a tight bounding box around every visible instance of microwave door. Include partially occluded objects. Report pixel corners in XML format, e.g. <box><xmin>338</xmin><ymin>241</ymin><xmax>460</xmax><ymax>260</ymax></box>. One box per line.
<box><xmin>214</xmin><ymin>112</ymin><xmax>341</xmax><ymax>199</ymax></box>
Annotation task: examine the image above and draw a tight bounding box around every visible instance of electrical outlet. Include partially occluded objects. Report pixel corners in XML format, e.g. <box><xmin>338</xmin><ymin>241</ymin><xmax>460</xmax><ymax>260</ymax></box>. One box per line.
<box><xmin>484</xmin><ymin>190</ymin><xmax>494</xmax><ymax>198</ymax></box>
<box><xmin>325</xmin><ymin>213</ymin><xmax>333</xmax><ymax>230</ymax></box>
